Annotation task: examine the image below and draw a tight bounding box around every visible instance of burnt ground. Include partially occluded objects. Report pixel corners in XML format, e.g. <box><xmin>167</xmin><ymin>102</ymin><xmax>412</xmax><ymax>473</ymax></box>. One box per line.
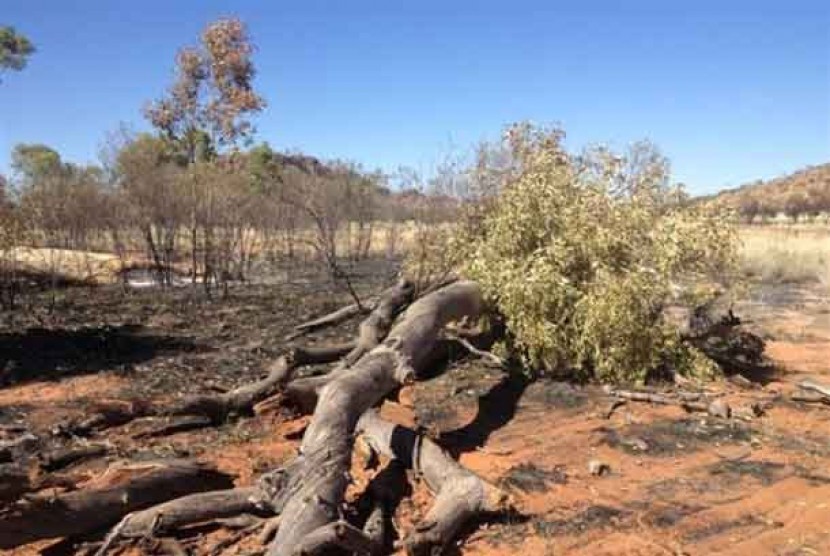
<box><xmin>2</xmin><ymin>264</ymin><xmax>830</xmax><ymax>556</ymax></box>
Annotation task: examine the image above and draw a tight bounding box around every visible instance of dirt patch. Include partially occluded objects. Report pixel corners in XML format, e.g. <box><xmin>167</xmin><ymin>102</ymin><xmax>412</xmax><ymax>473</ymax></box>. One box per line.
<box><xmin>601</xmin><ymin>416</ymin><xmax>753</xmax><ymax>456</ymax></box>
<box><xmin>532</xmin><ymin>505</ymin><xmax>629</xmax><ymax>537</ymax></box>
<box><xmin>707</xmin><ymin>459</ymin><xmax>787</xmax><ymax>486</ymax></box>
<box><xmin>499</xmin><ymin>462</ymin><xmax>567</xmax><ymax>493</ymax></box>
<box><xmin>684</xmin><ymin>513</ymin><xmax>784</xmax><ymax>542</ymax></box>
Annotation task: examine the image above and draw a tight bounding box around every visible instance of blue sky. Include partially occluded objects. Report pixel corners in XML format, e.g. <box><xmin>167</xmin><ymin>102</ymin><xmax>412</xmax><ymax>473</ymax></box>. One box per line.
<box><xmin>1</xmin><ymin>0</ymin><xmax>828</xmax><ymax>194</ymax></box>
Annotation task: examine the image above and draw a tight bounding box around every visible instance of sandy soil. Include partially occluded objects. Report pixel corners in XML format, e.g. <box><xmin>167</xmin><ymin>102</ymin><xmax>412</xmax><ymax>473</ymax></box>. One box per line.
<box><xmin>1</xmin><ymin>275</ymin><xmax>829</xmax><ymax>555</ymax></box>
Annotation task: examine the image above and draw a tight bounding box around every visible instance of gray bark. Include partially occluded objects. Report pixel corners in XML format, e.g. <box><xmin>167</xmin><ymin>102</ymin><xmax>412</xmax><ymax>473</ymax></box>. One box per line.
<box><xmin>267</xmin><ymin>281</ymin><xmax>483</xmax><ymax>556</ymax></box>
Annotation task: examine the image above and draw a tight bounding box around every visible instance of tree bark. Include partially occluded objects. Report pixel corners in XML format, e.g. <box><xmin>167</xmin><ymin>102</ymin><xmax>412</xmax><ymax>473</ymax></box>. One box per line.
<box><xmin>267</xmin><ymin>281</ymin><xmax>483</xmax><ymax>556</ymax></box>
<box><xmin>285</xmin><ymin>300</ymin><xmax>375</xmax><ymax>341</ymax></box>
<box><xmin>113</xmin><ymin>487</ymin><xmax>266</xmax><ymax>539</ymax></box>
<box><xmin>358</xmin><ymin>411</ymin><xmax>510</xmax><ymax>556</ymax></box>
<box><xmin>0</xmin><ymin>459</ymin><xmax>233</xmax><ymax>549</ymax></box>
<box><xmin>339</xmin><ymin>279</ymin><xmax>414</xmax><ymax>367</ymax></box>
<box><xmin>170</xmin><ymin>344</ymin><xmax>354</xmax><ymax>423</ymax></box>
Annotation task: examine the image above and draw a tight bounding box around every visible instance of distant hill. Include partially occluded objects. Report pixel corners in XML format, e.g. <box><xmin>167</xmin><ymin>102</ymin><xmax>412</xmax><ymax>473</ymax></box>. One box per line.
<box><xmin>704</xmin><ymin>163</ymin><xmax>830</xmax><ymax>221</ymax></box>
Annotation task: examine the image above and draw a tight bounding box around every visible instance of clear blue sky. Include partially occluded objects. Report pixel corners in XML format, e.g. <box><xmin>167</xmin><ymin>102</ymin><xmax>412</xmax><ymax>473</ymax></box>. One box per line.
<box><xmin>1</xmin><ymin>0</ymin><xmax>828</xmax><ymax>194</ymax></box>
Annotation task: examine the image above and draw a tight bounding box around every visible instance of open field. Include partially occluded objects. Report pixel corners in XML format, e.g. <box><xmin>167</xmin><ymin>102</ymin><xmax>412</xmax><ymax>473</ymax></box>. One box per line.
<box><xmin>1</xmin><ymin>222</ymin><xmax>428</xmax><ymax>285</ymax></box>
<box><xmin>1</xmin><ymin>255</ymin><xmax>829</xmax><ymax>555</ymax></box>
<box><xmin>739</xmin><ymin>224</ymin><xmax>830</xmax><ymax>285</ymax></box>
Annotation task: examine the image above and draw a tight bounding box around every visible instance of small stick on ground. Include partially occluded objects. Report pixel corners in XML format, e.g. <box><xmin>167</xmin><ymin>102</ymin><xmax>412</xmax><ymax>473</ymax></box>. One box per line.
<box><xmin>798</xmin><ymin>379</ymin><xmax>830</xmax><ymax>400</ymax></box>
<box><xmin>603</xmin><ymin>399</ymin><xmax>627</xmax><ymax>420</ymax></box>
<box><xmin>448</xmin><ymin>334</ymin><xmax>506</xmax><ymax>368</ymax></box>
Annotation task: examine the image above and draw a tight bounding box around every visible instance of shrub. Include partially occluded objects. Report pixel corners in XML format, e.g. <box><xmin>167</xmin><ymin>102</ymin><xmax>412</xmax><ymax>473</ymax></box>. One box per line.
<box><xmin>408</xmin><ymin>123</ymin><xmax>738</xmax><ymax>383</ymax></box>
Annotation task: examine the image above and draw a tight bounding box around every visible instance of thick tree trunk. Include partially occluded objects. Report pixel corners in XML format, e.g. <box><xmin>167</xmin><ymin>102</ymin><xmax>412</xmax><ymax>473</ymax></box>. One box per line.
<box><xmin>0</xmin><ymin>459</ymin><xmax>233</xmax><ymax>549</ymax></box>
<box><xmin>267</xmin><ymin>281</ymin><xmax>483</xmax><ymax>556</ymax></box>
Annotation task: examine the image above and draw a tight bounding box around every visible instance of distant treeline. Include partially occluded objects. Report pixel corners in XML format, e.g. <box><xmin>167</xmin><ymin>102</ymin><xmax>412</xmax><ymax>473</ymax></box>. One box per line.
<box><xmin>0</xmin><ymin>138</ymin><xmax>459</xmax><ymax>306</ymax></box>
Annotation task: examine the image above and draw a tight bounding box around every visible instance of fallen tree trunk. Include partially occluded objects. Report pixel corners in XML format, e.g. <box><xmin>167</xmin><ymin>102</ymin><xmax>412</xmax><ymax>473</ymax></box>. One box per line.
<box><xmin>358</xmin><ymin>411</ymin><xmax>510</xmax><ymax>556</ymax></box>
<box><xmin>0</xmin><ymin>459</ymin><xmax>233</xmax><ymax>549</ymax></box>
<box><xmin>267</xmin><ymin>281</ymin><xmax>483</xmax><ymax>556</ymax></box>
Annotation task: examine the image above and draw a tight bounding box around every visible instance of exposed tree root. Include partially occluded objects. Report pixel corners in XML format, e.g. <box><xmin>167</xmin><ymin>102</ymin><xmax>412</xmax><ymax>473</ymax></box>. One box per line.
<box><xmin>0</xmin><ymin>459</ymin><xmax>234</xmax><ymax>549</ymax></box>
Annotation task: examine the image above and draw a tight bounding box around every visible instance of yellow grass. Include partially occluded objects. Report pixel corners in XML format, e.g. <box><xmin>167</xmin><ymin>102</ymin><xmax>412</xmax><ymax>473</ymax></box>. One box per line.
<box><xmin>739</xmin><ymin>225</ymin><xmax>830</xmax><ymax>284</ymax></box>
<box><xmin>5</xmin><ymin>248</ymin><xmax>187</xmax><ymax>285</ymax></box>
<box><xmin>7</xmin><ymin>247</ymin><xmax>124</xmax><ymax>284</ymax></box>
<box><xmin>3</xmin><ymin>222</ymin><xmax>429</xmax><ymax>285</ymax></box>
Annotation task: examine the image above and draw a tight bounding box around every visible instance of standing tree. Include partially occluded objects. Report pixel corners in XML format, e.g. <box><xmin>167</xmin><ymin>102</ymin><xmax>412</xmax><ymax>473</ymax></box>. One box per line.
<box><xmin>0</xmin><ymin>26</ymin><xmax>34</xmax><ymax>80</ymax></box>
<box><xmin>144</xmin><ymin>17</ymin><xmax>265</xmax><ymax>292</ymax></box>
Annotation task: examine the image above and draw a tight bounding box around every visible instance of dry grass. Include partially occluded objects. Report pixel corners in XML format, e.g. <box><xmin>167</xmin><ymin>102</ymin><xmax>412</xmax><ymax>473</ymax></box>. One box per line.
<box><xmin>740</xmin><ymin>225</ymin><xmax>830</xmax><ymax>285</ymax></box>
<box><xmin>3</xmin><ymin>222</ymin><xmax>431</xmax><ymax>285</ymax></box>
<box><xmin>7</xmin><ymin>247</ymin><xmax>125</xmax><ymax>284</ymax></box>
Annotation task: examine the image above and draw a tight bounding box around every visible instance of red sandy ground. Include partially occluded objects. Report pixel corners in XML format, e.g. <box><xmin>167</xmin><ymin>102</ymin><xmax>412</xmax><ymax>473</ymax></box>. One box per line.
<box><xmin>2</xmin><ymin>282</ymin><xmax>829</xmax><ymax>555</ymax></box>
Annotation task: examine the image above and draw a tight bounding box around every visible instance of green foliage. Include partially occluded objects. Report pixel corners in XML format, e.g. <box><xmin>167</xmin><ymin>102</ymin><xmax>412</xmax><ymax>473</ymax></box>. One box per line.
<box><xmin>0</xmin><ymin>26</ymin><xmax>34</xmax><ymax>76</ymax></box>
<box><xmin>11</xmin><ymin>143</ymin><xmax>62</xmax><ymax>184</ymax></box>
<box><xmin>410</xmin><ymin>123</ymin><xmax>737</xmax><ymax>383</ymax></box>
